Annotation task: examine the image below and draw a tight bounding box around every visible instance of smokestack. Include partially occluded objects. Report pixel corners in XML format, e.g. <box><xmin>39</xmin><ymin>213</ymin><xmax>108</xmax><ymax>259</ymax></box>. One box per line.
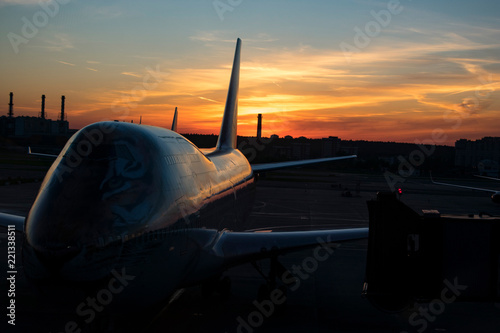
<box><xmin>8</xmin><ymin>92</ymin><xmax>13</xmax><ymax>117</ymax></box>
<box><xmin>257</xmin><ymin>114</ymin><xmax>262</xmax><ymax>139</ymax></box>
<box><xmin>41</xmin><ymin>94</ymin><xmax>46</xmax><ymax>119</ymax></box>
<box><xmin>60</xmin><ymin>95</ymin><xmax>65</xmax><ymax>121</ymax></box>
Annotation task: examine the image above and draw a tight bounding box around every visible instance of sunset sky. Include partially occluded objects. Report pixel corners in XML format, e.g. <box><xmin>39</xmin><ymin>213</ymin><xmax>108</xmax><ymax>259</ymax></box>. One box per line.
<box><xmin>1</xmin><ymin>0</ymin><xmax>499</xmax><ymax>145</ymax></box>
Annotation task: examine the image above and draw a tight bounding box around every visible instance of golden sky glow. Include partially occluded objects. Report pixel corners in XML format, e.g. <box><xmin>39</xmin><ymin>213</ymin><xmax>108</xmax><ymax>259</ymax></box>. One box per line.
<box><xmin>1</xmin><ymin>1</ymin><xmax>499</xmax><ymax>145</ymax></box>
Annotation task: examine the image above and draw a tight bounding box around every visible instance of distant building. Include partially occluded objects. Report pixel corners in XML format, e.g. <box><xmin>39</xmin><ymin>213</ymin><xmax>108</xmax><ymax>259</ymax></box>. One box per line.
<box><xmin>322</xmin><ymin>136</ymin><xmax>341</xmax><ymax>157</ymax></box>
<box><xmin>271</xmin><ymin>145</ymin><xmax>291</xmax><ymax>159</ymax></box>
<box><xmin>292</xmin><ymin>142</ymin><xmax>310</xmax><ymax>159</ymax></box>
<box><xmin>0</xmin><ymin>93</ymin><xmax>69</xmax><ymax>138</ymax></box>
<box><xmin>0</xmin><ymin>115</ymin><xmax>69</xmax><ymax>137</ymax></box>
<box><xmin>0</xmin><ymin>116</ymin><xmax>15</xmax><ymax>137</ymax></box>
<box><xmin>339</xmin><ymin>146</ymin><xmax>359</xmax><ymax>156</ymax></box>
<box><xmin>455</xmin><ymin>137</ymin><xmax>500</xmax><ymax>176</ymax></box>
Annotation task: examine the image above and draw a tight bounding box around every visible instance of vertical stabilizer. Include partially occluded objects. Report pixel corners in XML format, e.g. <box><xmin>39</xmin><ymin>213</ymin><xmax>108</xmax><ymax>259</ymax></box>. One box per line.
<box><xmin>216</xmin><ymin>38</ymin><xmax>241</xmax><ymax>150</ymax></box>
<box><xmin>171</xmin><ymin>107</ymin><xmax>178</xmax><ymax>132</ymax></box>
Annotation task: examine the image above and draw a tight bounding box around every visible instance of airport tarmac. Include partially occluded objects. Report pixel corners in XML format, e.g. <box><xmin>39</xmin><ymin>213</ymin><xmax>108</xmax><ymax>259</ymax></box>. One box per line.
<box><xmin>1</xmin><ymin>169</ymin><xmax>500</xmax><ymax>332</ymax></box>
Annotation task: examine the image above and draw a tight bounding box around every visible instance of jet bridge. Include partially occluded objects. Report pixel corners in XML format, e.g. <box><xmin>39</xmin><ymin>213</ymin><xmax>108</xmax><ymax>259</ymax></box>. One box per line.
<box><xmin>363</xmin><ymin>192</ymin><xmax>500</xmax><ymax>312</ymax></box>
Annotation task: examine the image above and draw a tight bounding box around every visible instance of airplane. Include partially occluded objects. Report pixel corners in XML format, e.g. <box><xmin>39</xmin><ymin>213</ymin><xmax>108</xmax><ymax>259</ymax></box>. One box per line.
<box><xmin>430</xmin><ymin>172</ymin><xmax>500</xmax><ymax>203</ymax></box>
<box><xmin>0</xmin><ymin>38</ymin><xmax>368</xmax><ymax>316</ymax></box>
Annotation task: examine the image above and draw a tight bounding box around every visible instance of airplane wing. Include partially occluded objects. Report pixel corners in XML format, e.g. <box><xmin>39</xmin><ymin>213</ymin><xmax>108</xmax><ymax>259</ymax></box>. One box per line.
<box><xmin>216</xmin><ymin>228</ymin><xmax>368</xmax><ymax>266</ymax></box>
<box><xmin>0</xmin><ymin>212</ymin><xmax>24</xmax><ymax>232</ymax></box>
<box><xmin>252</xmin><ymin>155</ymin><xmax>357</xmax><ymax>173</ymax></box>
<box><xmin>28</xmin><ymin>146</ymin><xmax>58</xmax><ymax>158</ymax></box>
<box><xmin>475</xmin><ymin>175</ymin><xmax>500</xmax><ymax>181</ymax></box>
<box><xmin>431</xmin><ymin>173</ymin><xmax>498</xmax><ymax>193</ymax></box>
<box><xmin>189</xmin><ymin>227</ymin><xmax>368</xmax><ymax>274</ymax></box>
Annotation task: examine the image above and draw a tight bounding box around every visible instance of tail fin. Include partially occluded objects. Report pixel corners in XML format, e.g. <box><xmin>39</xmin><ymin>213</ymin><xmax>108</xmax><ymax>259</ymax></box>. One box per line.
<box><xmin>216</xmin><ymin>38</ymin><xmax>241</xmax><ymax>150</ymax></box>
<box><xmin>171</xmin><ymin>107</ymin><xmax>178</xmax><ymax>132</ymax></box>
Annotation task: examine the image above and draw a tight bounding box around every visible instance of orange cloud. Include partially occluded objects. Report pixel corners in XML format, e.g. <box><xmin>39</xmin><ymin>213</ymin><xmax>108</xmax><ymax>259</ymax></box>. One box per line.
<box><xmin>6</xmin><ymin>37</ymin><xmax>498</xmax><ymax>147</ymax></box>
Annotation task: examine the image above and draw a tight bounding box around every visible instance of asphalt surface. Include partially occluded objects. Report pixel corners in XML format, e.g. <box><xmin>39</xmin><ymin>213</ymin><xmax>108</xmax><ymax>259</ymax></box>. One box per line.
<box><xmin>1</xmin><ymin>169</ymin><xmax>500</xmax><ymax>332</ymax></box>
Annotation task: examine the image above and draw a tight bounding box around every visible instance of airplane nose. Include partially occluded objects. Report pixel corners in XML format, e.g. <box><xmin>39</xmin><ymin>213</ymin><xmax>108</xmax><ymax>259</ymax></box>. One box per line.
<box><xmin>25</xmin><ymin>122</ymin><xmax>167</xmax><ymax>269</ymax></box>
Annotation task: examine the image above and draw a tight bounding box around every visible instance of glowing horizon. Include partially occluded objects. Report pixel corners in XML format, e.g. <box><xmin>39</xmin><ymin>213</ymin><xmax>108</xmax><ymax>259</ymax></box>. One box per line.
<box><xmin>1</xmin><ymin>0</ymin><xmax>499</xmax><ymax>145</ymax></box>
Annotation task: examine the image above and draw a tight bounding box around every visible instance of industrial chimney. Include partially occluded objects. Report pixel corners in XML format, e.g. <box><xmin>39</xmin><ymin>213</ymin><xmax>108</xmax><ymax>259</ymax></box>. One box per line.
<box><xmin>8</xmin><ymin>92</ymin><xmax>13</xmax><ymax>117</ymax></box>
<box><xmin>41</xmin><ymin>94</ymin><xmax>46</xmax><ymax>119</ymax></box>
<box><xmin>60</xmin><ymin>95</ymin><xmax>65</xmax><ymax>121</ymax></box>
<box><xmin>257</xmin><ymin>113</ymin><xmax>262</xmax><ymax>139</ymax></box>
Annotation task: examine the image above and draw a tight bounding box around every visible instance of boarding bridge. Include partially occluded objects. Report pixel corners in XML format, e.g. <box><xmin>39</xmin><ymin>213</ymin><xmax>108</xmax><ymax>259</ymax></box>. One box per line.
<box><xmin>363</xmin><ymin>192</ymin><xmax>500</xmax><ymax>312</ymax></box>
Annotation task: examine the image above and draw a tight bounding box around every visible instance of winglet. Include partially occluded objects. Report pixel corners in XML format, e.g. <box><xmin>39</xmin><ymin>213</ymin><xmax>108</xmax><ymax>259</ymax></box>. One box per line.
<box><xmin>171</xmin><ymin>107</ymin><xmax>178</xmax><ymax>132</ymax></box>
<box><xmin>216</xmin><ymin>38</ymin><xmax>241</xmax><ymax>151</ymax></box>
